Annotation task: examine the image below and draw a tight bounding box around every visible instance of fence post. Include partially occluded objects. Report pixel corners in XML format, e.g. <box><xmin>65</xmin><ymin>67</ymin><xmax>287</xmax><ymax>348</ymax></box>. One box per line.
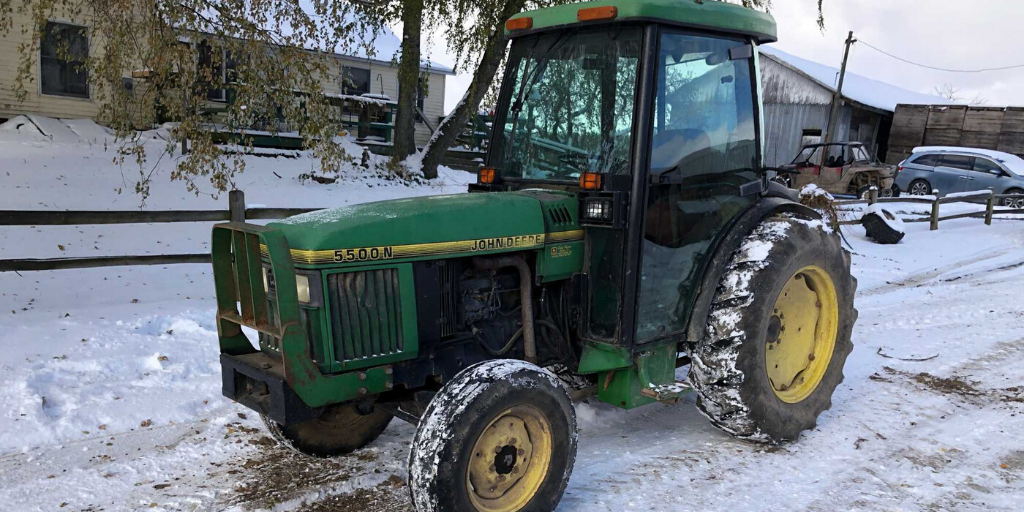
<box><xmin>930</xmin><ymin>191</ymin><xmax>940</xmax><ymax>231</ymax></box>
<box><xmin>985</xmin><ymin>192</ymin><xmax>995</xmax><ymax>226</ymax></box>
<box><xmin>868</xmin><ymin>186</ymin><xmax>878</xmax><ymax>206</ymax></box>
<box><xmin>229</xmin><ymin>190</ymin><xmax>246</xmax><ymax>223</ymax></box>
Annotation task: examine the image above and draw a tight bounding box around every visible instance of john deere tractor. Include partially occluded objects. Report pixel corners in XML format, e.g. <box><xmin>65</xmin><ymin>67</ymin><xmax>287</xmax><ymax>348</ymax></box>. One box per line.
<box><xmin>211</xmin><ymin>1</ymin><xmax>857</xmax><ymax>510</ymax></box>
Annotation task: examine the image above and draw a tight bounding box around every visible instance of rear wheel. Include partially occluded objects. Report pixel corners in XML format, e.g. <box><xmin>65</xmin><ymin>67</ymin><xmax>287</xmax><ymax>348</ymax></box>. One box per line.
<box><xmin>688</xmin><ymin>215</ymin><xmax>857</xmax><ymax>442</ymax></box>
<box><xmin>908</xmin><ymin>179</ymin><xmax>932</xmax><ymax>196</ymax></box>
<box><xmin>409</xmin><ymin>360</ymin><xmax>576</xmax><ymax>512</ymax></box>
<box><xmin>262</xmin><ymin>403</ymin><xmax>393</xmax><ymax>457</ymax></box>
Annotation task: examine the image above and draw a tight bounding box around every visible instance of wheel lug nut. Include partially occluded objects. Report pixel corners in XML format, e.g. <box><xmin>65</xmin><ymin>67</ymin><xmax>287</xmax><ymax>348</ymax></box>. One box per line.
<box><xmin>489</xmin><ymin>464</ymin><xmax>496</xmax><ymax>472</ymax></box>
<box><xmin>808</xmin><ymin>354</ymin><xmax>815</xmax><ymax>361</ymax></box>
<box><xmin>495</xmin><ymin>446</ymin><xmax>502</xmax><ymax>454</ymax></box>
<box><xmin>512</xmin><ymin>466</ymin><xmax>520</xmax><ymax>474</ymax></box>
<box><xmin>498</xmin><ymin>475</ymin><xmax>506</xmax><ymax>482</ymax></box>
<box><xmin>517</xmin><ymin>448</ymin><xmax>525</xmax><ymax>456</ymax></box>
<box><xmin>509</xmin><ymin>437</ymin><xmax>517</xmax><ymax>445</ymax></box>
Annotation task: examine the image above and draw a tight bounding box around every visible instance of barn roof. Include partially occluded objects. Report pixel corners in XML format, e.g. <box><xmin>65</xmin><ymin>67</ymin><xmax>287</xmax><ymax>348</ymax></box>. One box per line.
<box><xmin>759</xmin><ymin>46</ymin><xmax>948</xmax><ymax>113</ymax></box>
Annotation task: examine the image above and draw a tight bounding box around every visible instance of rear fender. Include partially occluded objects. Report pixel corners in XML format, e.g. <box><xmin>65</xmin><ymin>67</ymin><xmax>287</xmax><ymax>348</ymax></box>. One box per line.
<box><xmin>683</xmin><ymin>198</ymin><xmax>822</xmax><ymax>343</ymax></box>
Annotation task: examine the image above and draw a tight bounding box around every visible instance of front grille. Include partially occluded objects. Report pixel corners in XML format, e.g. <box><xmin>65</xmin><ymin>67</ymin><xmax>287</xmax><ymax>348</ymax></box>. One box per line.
<box><xmin>438</xmin><ymin>260</ymin><xmax>458</xmax><ymax>338</ymax></box>
<box><xmin>328</xmin><ymin>269</ymin><xmax>404</xmax><ymax>362</ymax></box>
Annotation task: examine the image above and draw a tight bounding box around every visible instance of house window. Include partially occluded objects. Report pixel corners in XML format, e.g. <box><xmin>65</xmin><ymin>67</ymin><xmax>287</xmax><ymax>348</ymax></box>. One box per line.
<box><xmin>341</xmin><ymin>66</ymin><xmax>370</xmax><ymax>96</ymax></box>
<box><xmin>199</xmin><ymin>40</ymin><xmax>236</xmax><ymax>102</ymax></box>
<box><xmin>40</xmin><ymin>22</ymin><xmax>89</xmax><ymax>98</ymax></box>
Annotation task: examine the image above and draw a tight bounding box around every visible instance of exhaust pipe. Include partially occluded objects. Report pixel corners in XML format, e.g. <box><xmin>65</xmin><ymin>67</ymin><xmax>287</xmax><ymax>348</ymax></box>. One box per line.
<box><xmin>473</xmin><ymin>255</ymin><xmax>537</xmax><ymax>364</ymax></box>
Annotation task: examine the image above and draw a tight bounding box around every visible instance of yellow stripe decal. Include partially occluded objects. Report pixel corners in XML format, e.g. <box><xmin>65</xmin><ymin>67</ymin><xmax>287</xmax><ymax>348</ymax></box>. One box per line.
<box><xmin>259</xmin><ymin>230</ymin><xmax>584</xmax><ymax>265</ymax></box>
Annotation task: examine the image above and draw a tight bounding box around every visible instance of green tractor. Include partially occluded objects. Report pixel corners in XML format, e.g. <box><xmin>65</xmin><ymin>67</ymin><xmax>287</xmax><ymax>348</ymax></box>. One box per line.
<box><xmin>211</xmin><ymin>1</ymin><xmax>857</xmax><ymax>510</ymax></box>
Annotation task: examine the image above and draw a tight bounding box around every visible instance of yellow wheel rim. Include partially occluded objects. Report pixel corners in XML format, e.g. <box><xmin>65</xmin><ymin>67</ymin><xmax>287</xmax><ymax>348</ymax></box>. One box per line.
<box><xmin>466</xmin><ymin>405</ymin><xmax>553</xmax><ymax>512</ymax></box>
<box><xmin>764</xmin><ymin>265</ymin><xmax>839</xmax><ymax>404</ymax></box>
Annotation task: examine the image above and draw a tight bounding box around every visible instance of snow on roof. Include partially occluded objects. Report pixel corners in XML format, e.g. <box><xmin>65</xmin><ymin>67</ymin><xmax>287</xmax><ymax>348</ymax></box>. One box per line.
<box><xmin>913</xmin><ymin>146</ymin><xmax>1024</xmax><ymax>176</ymax></box>
<box><xmin>759</xmin><ymin>45</ymin><xmax>950</xmax><ymax>112</ymax></box>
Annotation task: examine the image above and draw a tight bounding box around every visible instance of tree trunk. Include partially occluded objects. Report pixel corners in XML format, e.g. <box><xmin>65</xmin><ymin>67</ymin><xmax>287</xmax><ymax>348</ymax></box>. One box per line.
<box><xmin>420</xmin><ymin>0</ymin><xmax>526</xmax><ymax>179</ymax></box>
<box><xmin>393</xmin><ymin>0</ymin><xmax>424</xmax><ymax>161</ymax></box>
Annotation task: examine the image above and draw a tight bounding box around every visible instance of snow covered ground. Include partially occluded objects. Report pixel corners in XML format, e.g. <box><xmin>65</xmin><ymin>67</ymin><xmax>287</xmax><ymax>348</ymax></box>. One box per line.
<box><xmin>1</xmin><ymin>120</ymin><xmax>1023</xmax><ymax>511</ymax></box>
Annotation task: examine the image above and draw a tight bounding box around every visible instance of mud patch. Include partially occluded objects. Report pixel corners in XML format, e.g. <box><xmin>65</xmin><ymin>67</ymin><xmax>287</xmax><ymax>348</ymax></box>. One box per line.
<box><xmin>303</xmin><ymin>477</ymin><xmax>412</xmax><ymax>512</ymax></box>
<box><xmin>999</xmin><ymin>451</ymin><xmax>1024</xmax><ymax>474</ymax></box>
<box><xmin>883</xmin><ymin>367</ymin><xmax>982</xmax><ymax>398</ymax></box>
<box><xmin>228</xmin><ymin>446</ymin><xmax>355</xmax><ymax>510</ymax></box>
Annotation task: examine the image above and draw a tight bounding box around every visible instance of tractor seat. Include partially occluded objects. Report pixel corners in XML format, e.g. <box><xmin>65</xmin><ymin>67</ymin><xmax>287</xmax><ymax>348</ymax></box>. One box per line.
<box><xmin>650</xmin><ymin>129</ymin><xmax>711</xmax><ymax>172</ymax></box>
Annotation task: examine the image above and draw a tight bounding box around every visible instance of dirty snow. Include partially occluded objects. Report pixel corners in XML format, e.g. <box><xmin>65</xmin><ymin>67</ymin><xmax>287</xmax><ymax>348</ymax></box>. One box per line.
<box><xmin>2</xmin><ymin>123</ymin><xmax>1024</xmax><ymax>511</ymax></box>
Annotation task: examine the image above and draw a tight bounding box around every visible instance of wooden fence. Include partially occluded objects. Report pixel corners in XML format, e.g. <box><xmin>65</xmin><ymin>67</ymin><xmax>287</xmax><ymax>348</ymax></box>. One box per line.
<box><xmin>0</xmin><ymin>191</ymin><xmax>319</xmax><ymax>272</ymax></box>
<box><xmin>835</xmin><ymin>188</ymin><xmax>1024</xmax><ymax>230</ymax></box>
<box><xmin>3</xmin><ymin>189</ymin><xmax>1023</xmax><ymax>273</ymax></box>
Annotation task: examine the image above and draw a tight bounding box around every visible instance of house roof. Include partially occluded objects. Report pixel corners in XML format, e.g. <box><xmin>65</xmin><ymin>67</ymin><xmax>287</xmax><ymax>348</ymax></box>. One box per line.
<box><xmin>759</xmin><ymin>45</ymin><xmax>948</xmax><ymax>113</ymax></box>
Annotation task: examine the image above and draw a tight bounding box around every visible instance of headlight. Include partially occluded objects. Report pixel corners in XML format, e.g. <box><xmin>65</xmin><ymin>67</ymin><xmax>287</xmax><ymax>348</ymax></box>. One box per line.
<box><xmin>262</xmin><ymin>267</ymin><xmax>269</xmax><ymax>293</ymax></box>
<box><xmin>295</xmin><ymin>274</ymin><xmax>311</xmax><ymax>304</ymax></box>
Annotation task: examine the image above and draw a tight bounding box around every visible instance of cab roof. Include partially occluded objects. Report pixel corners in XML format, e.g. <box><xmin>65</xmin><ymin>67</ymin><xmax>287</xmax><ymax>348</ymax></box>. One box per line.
<box><xmin>505</xmin><ymin>0</ymin><xmax>777</xmax><ymax>43</ymax></box>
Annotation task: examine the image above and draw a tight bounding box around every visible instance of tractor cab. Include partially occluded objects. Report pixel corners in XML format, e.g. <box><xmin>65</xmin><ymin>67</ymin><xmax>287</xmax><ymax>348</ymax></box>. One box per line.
<box><xmin>473</xmin><ymin>2</ymin><xmax>776</xmax><ymax>356</ymax></box>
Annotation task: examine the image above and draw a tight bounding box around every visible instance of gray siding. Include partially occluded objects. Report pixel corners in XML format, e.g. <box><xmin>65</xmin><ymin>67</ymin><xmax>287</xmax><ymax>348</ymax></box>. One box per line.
<box><xmin>762</xmin><ymin>103</ymin><xmax>830</xmax><ymax>167</ymax></box>
<box><xmin>761</xmin><ymin>56</ymin><xmax>833</xmax><ymax>106</ymax></box>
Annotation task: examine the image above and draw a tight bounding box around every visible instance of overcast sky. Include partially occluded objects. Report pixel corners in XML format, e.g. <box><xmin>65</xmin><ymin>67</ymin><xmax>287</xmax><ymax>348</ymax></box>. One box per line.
<box><xmin>422</xmin><ymin>0</ymin><xmax>1024</xmax><ymax>114</ymax></box>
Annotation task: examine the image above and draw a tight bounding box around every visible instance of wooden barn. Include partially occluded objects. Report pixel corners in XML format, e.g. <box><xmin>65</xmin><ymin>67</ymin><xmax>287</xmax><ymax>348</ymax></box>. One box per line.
<box><xmin>758</xmin><ymin>46</ymin><xmax>948</xmax><ymax>167</ymax></box>
<box><xmin>887</xmin><ymin>105</ymin><xmax>1024</xmax><ymax>164</ymax></box>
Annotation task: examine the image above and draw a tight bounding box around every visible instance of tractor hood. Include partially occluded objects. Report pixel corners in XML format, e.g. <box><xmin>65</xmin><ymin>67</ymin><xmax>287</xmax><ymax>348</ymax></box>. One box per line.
<box><xmin>269</xmin><ymin>190</ymin><xmax>578</xmax><ymax>265</ymax></box>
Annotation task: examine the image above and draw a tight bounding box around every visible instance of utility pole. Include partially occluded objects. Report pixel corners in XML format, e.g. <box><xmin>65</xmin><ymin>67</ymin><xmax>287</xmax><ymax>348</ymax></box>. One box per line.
<box><xmin>822</xmin><ymin>31</ymin><xmax>857</xmax><ymax>158</ymax></box>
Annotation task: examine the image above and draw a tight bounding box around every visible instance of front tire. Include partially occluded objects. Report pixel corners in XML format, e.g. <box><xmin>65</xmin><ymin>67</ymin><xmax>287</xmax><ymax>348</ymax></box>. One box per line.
<box><xmin>1002</xmin><ymin>189</ymin><xmax>1024</xmax><ymax>209</ymax></box>
<box><xmin>688</xmin><ymin>215</ymin><xmax>857</xmax><ymax>443</ymax></box>
<box><xmin>262</xmin><ymin>403</ymin><xmax>393</xmax><ymax>457</ymax></box>
<box><xmin>409</xmin><ymin>360</ymin><xmax>577</xmax><ymax>512</ymax></box>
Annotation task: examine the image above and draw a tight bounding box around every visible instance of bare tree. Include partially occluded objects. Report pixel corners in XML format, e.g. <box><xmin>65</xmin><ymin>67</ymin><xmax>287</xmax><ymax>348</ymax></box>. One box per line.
<box><xmin>935</xmin><ymin>83</ymin><xmax>963</xmax><ymax>103</ymax></box>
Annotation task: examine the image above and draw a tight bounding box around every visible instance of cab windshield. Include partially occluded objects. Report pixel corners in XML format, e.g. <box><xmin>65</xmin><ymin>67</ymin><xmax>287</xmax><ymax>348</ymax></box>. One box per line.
<box><xmin>491</xmin><ymin>27</ymin><xmax>642</xmax><ymax>182</ymax></box>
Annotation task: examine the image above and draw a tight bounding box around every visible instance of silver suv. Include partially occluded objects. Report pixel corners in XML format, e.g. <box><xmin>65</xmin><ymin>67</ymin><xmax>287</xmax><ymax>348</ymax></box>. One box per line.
<box><xmin>894</xmin><ymin>146</ymin><xmax>1024</xmax><ymax>208</ymax></box>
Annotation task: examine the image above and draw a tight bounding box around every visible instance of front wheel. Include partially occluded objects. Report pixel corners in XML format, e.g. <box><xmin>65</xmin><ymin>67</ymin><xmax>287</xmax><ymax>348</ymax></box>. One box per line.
<box><xmin>1002</xmin><ymin>189</ymin><xmax>1024</xmax><ymax>209</ymax></box>
<box><xmin>689</xmin><ymin>215</ymin><xmax>857</xmax><ymax>443</ymax></box>
<box><xmin>409</xmin><ymin>360</ymin><xmax>577</xmax><ymax>512</ymax></box>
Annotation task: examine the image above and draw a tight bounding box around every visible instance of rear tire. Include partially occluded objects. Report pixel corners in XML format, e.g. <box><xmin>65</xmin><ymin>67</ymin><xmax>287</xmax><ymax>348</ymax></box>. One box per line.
<box><xmin>908</xmin><ymin>179</ymin><xmax>932</xmax><ymax>196</ymax></box>
<box><xmin>862</xmin><ymin>209</ymin><xmax>905</xmax><ymax>245</ymax></box>
<box><xmin>688</xmin><ymin>215</ymin><xmax>857</xmax><ymax>443</ymax></box>
<box><xmin>409</xmin><ymin>360</ymin><xmax>577</xmax><ymax>512</ymax></box>
<box><xmin>261</xmin><ymin>403</ymin><xmax>393</xmax><ymax>457</ymax></box>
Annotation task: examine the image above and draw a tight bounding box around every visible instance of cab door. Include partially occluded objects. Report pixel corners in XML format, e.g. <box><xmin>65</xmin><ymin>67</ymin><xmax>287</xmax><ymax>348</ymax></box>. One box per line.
<box><xmin>632</xmin><ymin>30</ymin><xmax>760</xmax><ymax>343</ymax></box>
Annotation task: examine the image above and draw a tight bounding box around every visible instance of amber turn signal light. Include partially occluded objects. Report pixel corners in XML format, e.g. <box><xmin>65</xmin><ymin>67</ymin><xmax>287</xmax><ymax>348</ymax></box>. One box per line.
<box><xmin>579</xmin><ymin>172</ymin><xmax>603</xmax><ymax>191</ymax></box>
<box><xmin>505</xmin><ymin>17</ymin><xmax>533</xmax><ymax>31</ymax></box>
<box><xmin>577</xmin><ymin>6</ymin><xmax>617</xmax><ymax>22</ymax></box>
<box><xmin>479</xmin><ymin>167</ymin><xmax>497</xmax><ymax>184</ymax></box>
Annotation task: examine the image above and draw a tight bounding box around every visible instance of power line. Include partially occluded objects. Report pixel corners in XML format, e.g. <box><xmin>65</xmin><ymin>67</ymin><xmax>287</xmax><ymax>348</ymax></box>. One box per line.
<box><xmin>857</xmin><ymin>39</ymin><xmax>1024</xmax><ymax>73</ymax></box>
